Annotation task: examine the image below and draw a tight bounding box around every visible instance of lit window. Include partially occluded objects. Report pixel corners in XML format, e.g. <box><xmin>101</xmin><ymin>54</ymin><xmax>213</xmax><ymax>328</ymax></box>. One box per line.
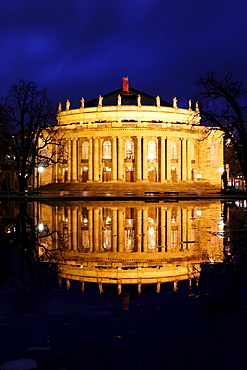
<box><xmin>125</xmin><ymin>140</ymin><xmax>134</xmax><ymax>159</ymax></box>
<box><xmin>171</xmin><ymin>141</ymin><xmax>177</xmax><ymax>160</ymax></box>
<box><xmin>103</xmin><ymin>141</ymin><xmax>112</xmax><ymax>159</ymax></box>
<box><xmin>82</xmin><ymin>141</ymin><xmax>89</xmax><ymax>160</ymax></box>
<box><xmin>148</xmin><ymin>140</ymin><xmax>156</xmax><ymax>160</ymax></box>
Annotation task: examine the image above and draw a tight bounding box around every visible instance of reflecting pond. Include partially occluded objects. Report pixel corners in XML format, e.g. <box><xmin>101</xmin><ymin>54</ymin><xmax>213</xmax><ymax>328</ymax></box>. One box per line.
<box><xmin>1</xmin><ymin>199</ymin><xmax>247</xmax><ymax>369</ymax></box>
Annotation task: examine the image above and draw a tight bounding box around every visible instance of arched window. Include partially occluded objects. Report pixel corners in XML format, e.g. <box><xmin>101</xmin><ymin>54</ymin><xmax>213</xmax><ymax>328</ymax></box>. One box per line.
<box><xmin>171</xmin><ymin>141</ymin><xmax>177</xmax><ymax>160</ymax></box>
<box><xmin>103</xmin><ymin>141</ymin><xmax>112</xmax><ymax>159</ymax></box>
<box><xmin>82</xmin><ymin>141</ymin><xmax>89</xmax><ymax>160</ymax></box>
<box><xmin>148</xmin><ymin>140</ymin><xmax>156</xmax><ymax>160</ymax></box>
<box><xmin>125</xmin><ymin>140</ymin><xmax>134</xmax><ymax>159</ymax></box>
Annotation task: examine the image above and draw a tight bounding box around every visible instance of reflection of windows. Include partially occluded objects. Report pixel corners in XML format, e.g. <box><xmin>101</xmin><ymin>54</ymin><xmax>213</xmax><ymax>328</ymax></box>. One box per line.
<box><xmin>82</xmin><ymin>229</ymin><xmax>89</xmax><ymax>248</ymax></box>
<box><xmin>125</xmin><ymin>229</ymin><xmax>135</xmax><ymax>251</ymax></box>
<box><xmin>103</xmin><ymin>227</ymin><xmax>112</xmax><ymax>249</ymax></box>
<box><xmin>148</xmin><ymin>140</ymin><xmax>157</xmax><ymax>160</ymax></box>
<box><xmin>148</xmin><ymin>226</ymin><xmax>157</xmax><ymax>249</ymax></box>
<box><xmin>103</xmin><ymin>141</ymin><xmax>112</xmax><ymax>159</ymax></box>
<box><xmin>171</xmin><ymin>141</ymin><xmax>177</xmax><ymax>160</ymax></box>
<box><xmin>82</xmin><ymin>142</ymin><xmax>89</xmax><ymax>160</ymax></box>
<box><xmin>125</xmin><ymin>140</ymin><xmax>134</xmax><ymax>159</ymax></box>
<box><xmin>171</xmin><ymin>228</ymin><xmax>178</xmax><ymax>248</ymax></box>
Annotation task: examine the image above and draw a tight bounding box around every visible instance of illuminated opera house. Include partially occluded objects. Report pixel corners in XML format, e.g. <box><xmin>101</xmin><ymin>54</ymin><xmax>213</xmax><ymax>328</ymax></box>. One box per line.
<box><xmin>41</xmin><ymin>78</ymin><xmax>224</xmax><ymax>188</ymax></box>
<box><xmin>38</xmin><ymin>200</ymin><xmax>224</xmax><ymax>297</ymax></box>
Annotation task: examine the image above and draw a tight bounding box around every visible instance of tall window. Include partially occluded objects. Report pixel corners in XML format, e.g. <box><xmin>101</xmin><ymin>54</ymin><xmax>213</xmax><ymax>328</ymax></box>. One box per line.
<box><xmin>103</xmin><ymin>141</ymin><xmax>112</xmax><ymax>159</ymax></box>
<box><xmin>171</xmin><ymin>141</ymin><xmax>177</xmax><ymax>160</ymax></box>
<box><xmin>148</xmin><ymin>140</ymin><xmax>156</xmax><ymax>160</ymax></box>
<box><xmin>125</xmin><ymin>140</ymin><xmax>134</xmax><ymax>159</ymax></box>
<box><xmin>82</xmin><ymin>141</ymin><xmax>89</xmax><ymax>160</ymax></box>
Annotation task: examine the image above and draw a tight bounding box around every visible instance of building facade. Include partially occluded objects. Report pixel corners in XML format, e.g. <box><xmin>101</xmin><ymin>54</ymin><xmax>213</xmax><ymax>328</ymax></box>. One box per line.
<box><xmin>42</xmin><ymin>79</ymin><xmax>224</xmax><ymax>188</ymax></box>
<box><xmin>38</xmin><ymin>200</ymin><xmax>224</xmax><ymax>295</ymax></box>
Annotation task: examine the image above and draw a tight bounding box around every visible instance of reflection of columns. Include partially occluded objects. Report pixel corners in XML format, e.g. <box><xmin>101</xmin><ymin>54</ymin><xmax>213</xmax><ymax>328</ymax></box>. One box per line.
<box><xmin>182</xmin><ymin>140</ymin><xmax>187</xmax><ymax>181</ymax></box>
<box><xmin>160</xmin><ymin>208</ymin><xmax>166</xmax><ymax>252</ymax></box>
<box><xmin>112</xmin><ymin>137</ymin><xmax>117</xmax><ymax>181</ymax></box>
<box><xmin>160</xmin><ymin>138</ymin><xmax>166</xmax><ymax>182</ymax></box>
<box><xmin>71</xmin><ymin>208</ymin><xmax>78</xmax><ymax>251</ymax></box>
<box><xmin>72</xmin><ymin>139</ymin><xmax>78</xmax><ymax>182</ymax></box>
<box><xmin>112</xmin><ymin>209</ymin><xmax>118</xmax><ymax>252</ymax></box>
<box><xmin>166</xmin><ymin>140</ymin><xmax>171</xmax><ymax>181</ymax></box>
<box><xmin>143</xmin><ymin>209</ymin><xmax>148</xmax><ymax>252</ymax></box>
<box><xmin>118</xmin><ymin>137</ymin><xmax>124</xmax><ymax>181</ymax></box>
<box><xmin>93</xmin><ymin>208</ymin><xmax>99</xmax><ymax>251</ymax></box>
<box><xmin>88</xmin><ymin>138</ymin><xmax>93</xmax><ymax>181</ymax></box>
<box><xmin>137</xmin><ymin>137</ymin><xmax>142</xmax><ymax>181</ymax></box>
<box><xmin>182</xmin><ymin>208</ymin><xmax>188</xmax><ymax>250</ymax></box>
<box><xmin>118</xmin><ymin>209</ymin><xmax>124</xmax><ymax>252</ymax></box>
<box><xmin>167</xmin><ymin>209</ymin><xmax>171</xmax><ymax>251</ymax></box>
<box><xmin>143</xmin><ymin>137</ymin><xmax>148</xmax><ymax>181</ymax></box>
<box><xmin>93</xmin><ymin>138</ymin><xmax>99</xmax><ymax>182</ymax></box>
<box><xmin>88</xmin><ymin>208</ymin><xmax>93</xmax><ymax>252</ymax></box>
<box><xmin>137</xmin><ymin>208</ymin><xmax>143</xmax><ymax>252</ymax></box>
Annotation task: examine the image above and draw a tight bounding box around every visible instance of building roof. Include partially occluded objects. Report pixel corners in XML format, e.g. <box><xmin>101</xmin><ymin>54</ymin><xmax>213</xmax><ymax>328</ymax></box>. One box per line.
<box><xmin>84</xmin><ymin>86</ymin><xmax>172</xmax><ymax>108</ymax></box>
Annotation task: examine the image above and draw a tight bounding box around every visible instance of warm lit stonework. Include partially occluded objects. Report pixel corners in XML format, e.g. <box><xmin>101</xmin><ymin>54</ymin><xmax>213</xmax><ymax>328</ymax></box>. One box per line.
<box><xmin>42</xmin><ymin>78</ymin><xmax>224</xmax><ymax>188</ymax></box>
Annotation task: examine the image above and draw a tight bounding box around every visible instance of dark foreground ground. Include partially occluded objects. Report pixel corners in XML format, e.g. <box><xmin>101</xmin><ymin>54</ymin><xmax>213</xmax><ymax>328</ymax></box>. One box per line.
<box><xmin>1</xmin><ymin>274</ymin><xmax>247</xmax><ymax>370</ymax></box>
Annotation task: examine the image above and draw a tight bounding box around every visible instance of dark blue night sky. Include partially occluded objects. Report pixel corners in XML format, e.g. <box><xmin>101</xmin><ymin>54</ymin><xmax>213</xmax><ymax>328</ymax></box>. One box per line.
<box><xmin>1</xmin><ymin>0</ymin><xmax>247</xmax><ymax>108</ymax></box>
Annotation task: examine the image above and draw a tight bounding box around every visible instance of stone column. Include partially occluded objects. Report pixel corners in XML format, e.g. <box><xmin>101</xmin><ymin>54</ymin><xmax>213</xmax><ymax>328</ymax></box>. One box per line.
<box><xmin>137</xmin><ymin>137</ymin><xmax>142</xmax><ymax>181</ymax></box>
<box><xmin>93</xmin><ymin>138</ymin><xmax>99</xmax><ymax>182</ymax></box>
<box><xmin>112</xmin><ymin>137</ymin><xmax>117</xmax><ymax>181</ymax></box>
<box><xmin>166</xmin><ymin>139</ymin><xmax>171</xmax><ymax>181</ymax></box>
<box><xmin>71</xmin><ymin>139</ymin><xmax>78</xmax><ymax>182</ymax></box>
<box><xmin>88</xmin><ymin>138</ymin><xmax>93</xmax><ymax>182</ymax></box>
<box><xmin>143</xmin><ymin>137</ymin><xmax>148</xmax><ymax>181</ymax></box>
<box><xmin>118</xmin><ymin>137</ymin><xmax>124</xmax><ymax>181</ymax></box>
<box><xmin>187</xmin><ymin>141</ymin><xmax>192</xmax><ymax>180</ymax></box>
<box><xmin>112</xmin><ymin>209</ymin><xmax>118</xmax><ymax>252</ymax></box>
<box><xmin>67</xmin><ymin>140</ymin><xmax>72</xmax><ymax>181</ymax></box>
<box><xmin>182</xmin><ymin>140</ymin><xmax>187</xmax><ymax>181</ymax></box>
<box><xmin>160</xmin><ymin>138</ymin><xmax>166</xmax><ymax>182</ymax></box>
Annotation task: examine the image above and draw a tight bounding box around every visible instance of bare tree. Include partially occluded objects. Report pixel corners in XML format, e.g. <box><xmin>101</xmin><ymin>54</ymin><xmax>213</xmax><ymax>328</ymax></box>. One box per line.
<box><xmin>197</xmin><ymin>71</ymin><xmax>247</xmax><ymax>188</ymax></box>
<box><xmin>0</xmin><ymin>80</ymin><xmax>62</xmax><ymax>192</ymax></box>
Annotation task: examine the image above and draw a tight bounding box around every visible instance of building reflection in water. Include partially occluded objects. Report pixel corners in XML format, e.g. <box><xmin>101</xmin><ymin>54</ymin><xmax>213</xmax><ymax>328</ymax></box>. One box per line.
<box><xmin>37</xmin><ymin>200</ymin><xmax>225</xmax><ymax>302</ymax></box>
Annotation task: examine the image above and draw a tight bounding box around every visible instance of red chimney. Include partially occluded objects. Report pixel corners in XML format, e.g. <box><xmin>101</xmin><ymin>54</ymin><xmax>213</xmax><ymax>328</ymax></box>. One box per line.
<box><xmin>122</xmin><ymin>77</ymin><xmax>129</xmax><ymax>92</ymax></box>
